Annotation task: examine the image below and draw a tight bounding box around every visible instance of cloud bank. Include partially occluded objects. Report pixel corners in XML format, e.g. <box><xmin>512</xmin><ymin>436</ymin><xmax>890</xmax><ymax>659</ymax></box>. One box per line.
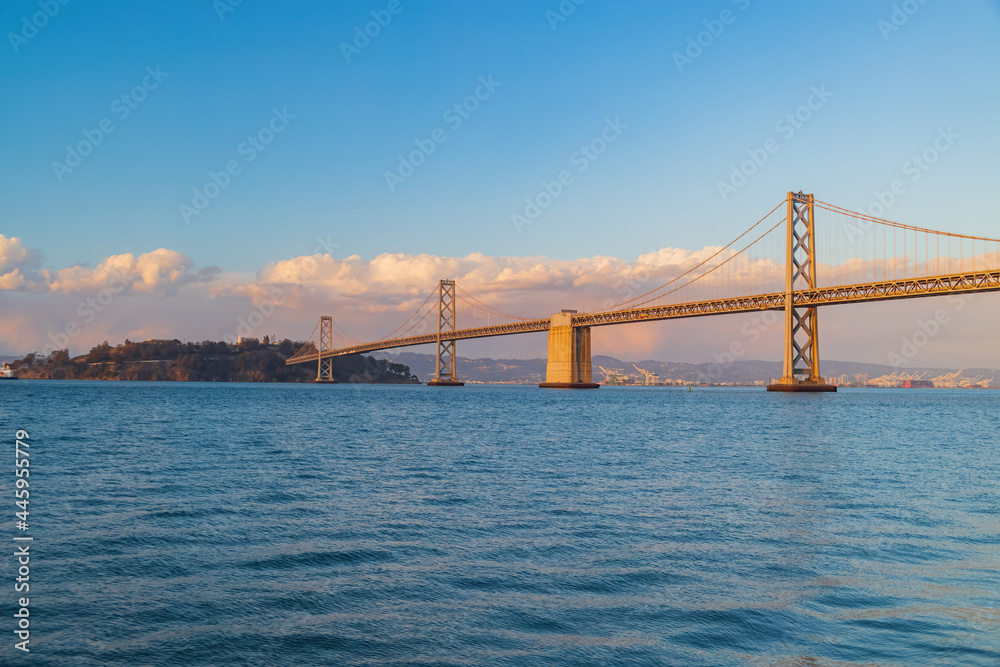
<box><xmin>2</xmin><ymin>236</ymin><xmax>997</xmax><ymax>370</ymax></box>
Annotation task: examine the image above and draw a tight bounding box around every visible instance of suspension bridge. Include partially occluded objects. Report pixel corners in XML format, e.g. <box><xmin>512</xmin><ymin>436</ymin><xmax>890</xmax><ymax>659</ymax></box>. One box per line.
<box><xmin>287</xmin><ymin>192</ymin><xmax>1000</xmax><ymax>391</ymax></box>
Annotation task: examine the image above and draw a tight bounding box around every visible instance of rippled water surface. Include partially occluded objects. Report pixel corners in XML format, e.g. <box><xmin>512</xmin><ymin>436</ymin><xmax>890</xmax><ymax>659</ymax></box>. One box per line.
<box><xmin>2</xmin><ymin>381</ymin><xmax>999</xmax><ymax>665</ymax></box>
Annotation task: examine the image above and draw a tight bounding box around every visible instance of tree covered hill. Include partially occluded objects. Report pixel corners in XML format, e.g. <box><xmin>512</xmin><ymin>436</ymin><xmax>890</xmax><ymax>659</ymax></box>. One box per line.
<box><xmin>11</xmin><ymin>338</ymin><xmax>419</xmax><ymax>384</ymax></box>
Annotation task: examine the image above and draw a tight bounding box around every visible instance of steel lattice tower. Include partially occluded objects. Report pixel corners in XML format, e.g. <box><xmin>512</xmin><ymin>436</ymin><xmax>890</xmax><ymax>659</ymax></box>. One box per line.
<box><xmin>769</xmin><ymin>191</ymin><xmax>835</xmax><ymax>392</ymax></box>
<box><xmin>428</xmin><ymin>280</ymin><xmax>464</xmax><ymax>386</ymax></box>
<box><xmin>317</xmin><ymin>315</ymin><xmax>334</xmax><ymax>382</ymax></box>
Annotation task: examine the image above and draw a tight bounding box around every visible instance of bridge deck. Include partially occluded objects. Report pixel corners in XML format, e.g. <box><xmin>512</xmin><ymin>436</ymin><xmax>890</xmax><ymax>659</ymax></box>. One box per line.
<box><xmin>286</xmin><ymin>269</ymin><xmax>1000</xmax><ymax>365</ymax></box>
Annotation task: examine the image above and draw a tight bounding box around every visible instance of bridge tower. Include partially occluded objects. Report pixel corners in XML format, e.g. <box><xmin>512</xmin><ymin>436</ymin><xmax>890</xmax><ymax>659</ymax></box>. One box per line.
<box><xmin>539</xmin><ymin>310</ymin><xmax>599</xmax><ymax>389</ymax></box>
<box><xmin>427</xmin><ymin>279</ymin><xmax>465</xmax><ymax>386</ymax></box>
<box><xmin>768</xmin><ymin>191</ymin><xmax>836</xmax><ymax>392</ymax></box>
<box><xmin>316</xmin><ymin>315</ymin><xmax>335</xmax><ymax>383</ymax></box>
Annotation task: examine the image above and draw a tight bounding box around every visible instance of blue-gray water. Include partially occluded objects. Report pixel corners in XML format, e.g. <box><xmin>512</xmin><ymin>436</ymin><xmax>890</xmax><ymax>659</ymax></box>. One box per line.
<box><xmin>2</xmin><ymin>382</ymin><xmax>998</xmax><ymax>666</ymax></box>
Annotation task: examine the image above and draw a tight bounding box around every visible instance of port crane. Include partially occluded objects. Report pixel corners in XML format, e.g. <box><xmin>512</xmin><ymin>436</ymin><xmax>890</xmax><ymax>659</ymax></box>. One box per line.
<box><xmin>931</xmin><ymin>370</ymin><xmax>964</xmax><ymax>387</ymax></box>
<box><xmin>960</xmin><ymin>374</ymin><xmax>987</xmax><ymax>388</ymax></box>
<box><xmin>632</xmin><ymin>364</ymin><xmax>659</xmax><ymax>386</ymax></box>
<box><xmin>597</xmin><ymin>366</ymin><xmax>626</xmax><ymax>385</ymax></box>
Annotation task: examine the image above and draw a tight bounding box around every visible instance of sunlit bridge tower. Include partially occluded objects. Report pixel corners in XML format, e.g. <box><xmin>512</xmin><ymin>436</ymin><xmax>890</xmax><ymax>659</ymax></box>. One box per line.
<box><xmin>316</xmin><ymin>315</ymin><xmax>336</xmax><ymax>383</ymax></box>
<box><xmin>768</xmin><ymin>191</ymin><xmax>836</xmax><ymax>392</ymax></box>
<box><xmin>427</xmin><ymin>279</ymin><xmax>465</xmax><ymax>386</ymax></box>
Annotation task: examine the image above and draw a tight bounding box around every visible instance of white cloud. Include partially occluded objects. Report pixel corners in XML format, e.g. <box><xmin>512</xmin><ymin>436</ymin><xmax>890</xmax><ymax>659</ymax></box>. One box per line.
<box><xmin>4</xmin><ymin>241</ymin><xmax>1000</xmax><ymax>371</ymax></box>
<box><xmin>253</xmin><ymin>247</ymin><xmax>749</xmax><ymax>307</ymax></box>
<box><xmin>0</xmin><ymin>235</ymin><xmax>44</xmax><ymax>291</ymax></box>
<box><xmin>0</xmin><ymin>235</ymin><xmax>40</xmax><ymax>273</ymax></box>
<box><xmin>0</xmin><ymin>244</ymin><xmax>220</xmax><ymax>296</ymax></box>
<box><xmin>0</xmin><ymin>268</ymin><xmax>27</xmax><ymax>291</ymax></box>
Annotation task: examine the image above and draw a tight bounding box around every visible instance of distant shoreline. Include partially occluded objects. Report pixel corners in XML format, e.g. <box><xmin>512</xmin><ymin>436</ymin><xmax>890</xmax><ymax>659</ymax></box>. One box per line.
<box><xmin>7</xmin><ymin>378</ymin><xmax>997</xmax><ymax>390</ymax></box>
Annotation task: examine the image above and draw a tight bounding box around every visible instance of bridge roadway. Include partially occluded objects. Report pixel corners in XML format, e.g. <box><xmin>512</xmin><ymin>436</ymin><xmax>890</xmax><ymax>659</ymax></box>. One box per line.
<box><xmin>287</xmin><ymin>269</ymin><xmax>1000</xmax><ymax>365</ymax></box>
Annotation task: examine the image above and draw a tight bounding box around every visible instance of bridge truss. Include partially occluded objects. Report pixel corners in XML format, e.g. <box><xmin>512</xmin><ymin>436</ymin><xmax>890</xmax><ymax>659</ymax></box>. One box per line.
<box><xmin>286</xmin><ymin>192</ymin><xmax>1000</xmax><ymax>389</ymax></box>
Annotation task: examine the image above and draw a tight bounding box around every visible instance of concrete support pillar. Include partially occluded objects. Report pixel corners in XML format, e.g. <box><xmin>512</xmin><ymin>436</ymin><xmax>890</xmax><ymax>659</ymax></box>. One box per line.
<box><xmin>539</xmin><ymin>311</ymin><xmax>599</xmax><ymax>389</ymax></box>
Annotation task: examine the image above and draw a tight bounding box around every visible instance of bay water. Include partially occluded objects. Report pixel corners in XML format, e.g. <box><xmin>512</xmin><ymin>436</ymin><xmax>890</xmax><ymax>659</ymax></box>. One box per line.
<box><xmin>2</xmin><ymin>382</ymin><xmax>998</xmax><ymax>665</ymax></box>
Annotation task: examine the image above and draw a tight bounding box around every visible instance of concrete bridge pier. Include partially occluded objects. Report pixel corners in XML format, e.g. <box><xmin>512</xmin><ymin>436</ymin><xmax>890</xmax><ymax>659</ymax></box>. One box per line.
<box><xmin>539</xmin><ymin>311</ymin><xmax>600</xmax><ymax>389</ymax></box>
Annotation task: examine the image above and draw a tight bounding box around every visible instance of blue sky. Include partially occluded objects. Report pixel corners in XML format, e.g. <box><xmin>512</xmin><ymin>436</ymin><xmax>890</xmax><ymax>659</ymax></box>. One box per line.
<box><xmin>2</xmin><ymin>0</ymin><xmax>1000</xmax><ymax>364</ymax></box>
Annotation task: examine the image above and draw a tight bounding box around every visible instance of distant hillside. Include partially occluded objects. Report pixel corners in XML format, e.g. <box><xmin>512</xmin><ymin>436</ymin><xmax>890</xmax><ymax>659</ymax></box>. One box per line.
<box><xmin>12</xmin><ymin>342</ymin><xmax>995</xmax><ymax>386</ymax></box>
<box><xmin>376</xmin><ymin>351</ymin><xmax>998</xmax><ymax>387</ymax></box>
<box><xmin>378</xmin><ymin>352</ymin><xmax>547</xmax><ymax>384</ymax></box>
<box><xmin>11</xmin><ymin>339</ymin><xmax>419</xmax><ymax>384</ymax></box>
